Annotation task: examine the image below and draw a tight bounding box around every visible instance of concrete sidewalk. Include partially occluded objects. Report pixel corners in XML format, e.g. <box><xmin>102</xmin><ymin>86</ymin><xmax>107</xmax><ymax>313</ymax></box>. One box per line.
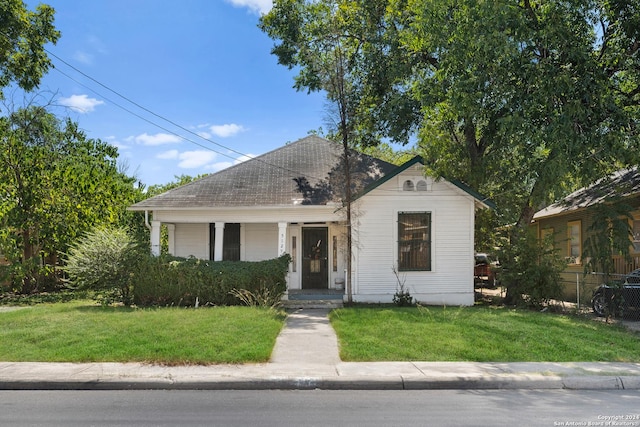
<box><xmin>1</xmin><ymin>308</ymin><xmax>640</xmax><ymax>390</ymax></box>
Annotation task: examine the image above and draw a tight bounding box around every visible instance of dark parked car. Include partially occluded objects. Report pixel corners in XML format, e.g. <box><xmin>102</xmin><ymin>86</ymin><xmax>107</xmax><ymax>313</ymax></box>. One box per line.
<box><xmin>592</xmin><ymin>268</ymin><xmax>640</xmax><ymax>317</ymax></box>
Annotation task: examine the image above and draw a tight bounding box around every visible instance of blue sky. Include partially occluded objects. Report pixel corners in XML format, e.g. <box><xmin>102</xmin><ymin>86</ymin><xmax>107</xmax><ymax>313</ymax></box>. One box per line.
<box><xmin>27</xmin><ymin>0</ymin><xmax>326</xmax><ymax>186</ymax></box>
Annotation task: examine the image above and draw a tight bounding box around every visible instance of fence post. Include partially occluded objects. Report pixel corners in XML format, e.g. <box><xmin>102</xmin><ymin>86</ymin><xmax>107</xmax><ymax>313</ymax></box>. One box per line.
<box><xmin>576</xmin><ymin>273</ymin><xmax>580</xmax><ymax>311</ymax></box>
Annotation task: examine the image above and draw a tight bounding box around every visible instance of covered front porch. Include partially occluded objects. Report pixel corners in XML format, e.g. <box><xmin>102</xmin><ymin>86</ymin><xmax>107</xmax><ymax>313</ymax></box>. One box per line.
<box><xmin>148</xmin><ymin>216</ymin><xmax>348</xmax><ymax>292</ymax></box>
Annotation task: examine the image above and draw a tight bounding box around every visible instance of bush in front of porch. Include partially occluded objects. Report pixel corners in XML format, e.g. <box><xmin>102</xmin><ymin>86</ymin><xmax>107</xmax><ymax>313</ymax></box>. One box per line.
<box><xmin>132</xmin><ymin>254</ymin><xmax>291</xmax><ymax>307</ymax></box>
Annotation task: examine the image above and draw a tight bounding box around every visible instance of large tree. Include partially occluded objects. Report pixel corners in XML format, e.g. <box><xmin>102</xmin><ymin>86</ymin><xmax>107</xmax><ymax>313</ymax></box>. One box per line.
<box><xmin>262</xmin><ymin>0</ymin><xmax>640</xmax><ymax>305</ymax></box>
<box><xmin>261</xmin><ymin>0</ymin><xmax>374</xmax><ymax>302</ymax></box>
<box><xmin>0</xmin><ymin>0</ymin><xmax>59</xmax><ymax>95</ymax></box>
<box><xmin>262</xmin><ymin>0</ymin><xmax>640</xmax><ymax>231</ymax></box>
<box><xmin>0</xmin><ymin>105</ymin><xmax>139</xmax><ymax>292</ymax></box>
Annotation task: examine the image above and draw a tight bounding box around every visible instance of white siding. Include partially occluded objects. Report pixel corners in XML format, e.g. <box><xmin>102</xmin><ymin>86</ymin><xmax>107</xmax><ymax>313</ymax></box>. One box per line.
<box><xmin>173</xmin><ymin>223</ymin><xmax>209</xmax><ymax>259</ymax></box>
<box><xmin>353</xmin><ymin>166</ymin><xmax>475</xmax><ymax>306</ymax></box>
<box><xmin>243</xmin><ymin>223</ymin><xmax>278</xmax><ymax>261</ymax></box>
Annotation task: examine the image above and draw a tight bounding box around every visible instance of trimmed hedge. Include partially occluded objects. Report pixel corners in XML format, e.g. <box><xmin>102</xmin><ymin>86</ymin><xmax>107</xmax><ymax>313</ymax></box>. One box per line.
<box><xmin>132</xmin><ymin>254</ymin><xmax>291</xmax><ymax>307</ymax></box>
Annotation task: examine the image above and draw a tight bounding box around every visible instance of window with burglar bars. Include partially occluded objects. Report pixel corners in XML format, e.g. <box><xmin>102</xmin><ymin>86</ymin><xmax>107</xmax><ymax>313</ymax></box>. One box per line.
<box><xmin>398</xmin><ymin>212</ymin><xmax>432</xmax><ymax>271</ymax></box>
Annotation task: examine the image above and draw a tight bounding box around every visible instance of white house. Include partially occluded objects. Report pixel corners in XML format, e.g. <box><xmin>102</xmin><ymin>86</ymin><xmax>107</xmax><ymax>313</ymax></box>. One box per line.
<box><xmin>129</xmin><ymin>136</ymin><xmax>492</xmax><ymax>306</ymax></box>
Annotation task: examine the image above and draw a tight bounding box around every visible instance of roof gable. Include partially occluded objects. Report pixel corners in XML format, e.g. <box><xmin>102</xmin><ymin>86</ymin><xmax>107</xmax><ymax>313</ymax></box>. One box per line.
<box><xmin>356</xmin><ymin>156</ymin><xmax>495</xmax><ymax>209</ymax></box>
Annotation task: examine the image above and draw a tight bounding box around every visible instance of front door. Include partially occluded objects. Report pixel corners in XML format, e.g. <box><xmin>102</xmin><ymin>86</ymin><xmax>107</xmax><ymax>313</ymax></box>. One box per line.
<box><xmin>302</xmin><ymin>227</ymin><xmax>328</xmax><ymax>289</ymax></box>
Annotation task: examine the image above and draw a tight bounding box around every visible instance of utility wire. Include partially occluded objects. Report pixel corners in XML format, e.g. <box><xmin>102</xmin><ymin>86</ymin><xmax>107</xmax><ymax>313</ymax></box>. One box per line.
<box><xmin>46</xmin><ymin>48</ymin><xmax>252</xmax><ymax>160</ymax></box>
<box><xmin>46</xmin><ymin>47</ymin><xmax>337</xmax><ymax>181</ymax></box>
<box><xmin>50</xmin><ymin>65</ymin><xmax>238</xmax><ymax>161</ymax></box>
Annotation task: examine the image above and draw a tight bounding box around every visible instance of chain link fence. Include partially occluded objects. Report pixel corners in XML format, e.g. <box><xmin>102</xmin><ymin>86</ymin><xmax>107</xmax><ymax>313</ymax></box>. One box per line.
<box><xmin>559</xmin><ymin>270</ymin><xmax>640</xmax><ymax>318</ymax></box>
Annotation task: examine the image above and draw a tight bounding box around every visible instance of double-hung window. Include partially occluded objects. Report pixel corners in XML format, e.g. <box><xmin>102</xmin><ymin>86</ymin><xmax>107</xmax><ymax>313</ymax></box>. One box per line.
<box><xmin>398</xmin><ymin>212</ymin><xmax>432</xmax><ymax>271</ymax></box>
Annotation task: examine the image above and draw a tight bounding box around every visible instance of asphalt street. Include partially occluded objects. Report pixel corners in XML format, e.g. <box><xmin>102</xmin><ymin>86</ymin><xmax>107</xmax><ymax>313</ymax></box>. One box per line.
<box><xmin>2</xmin><ymin>389</ymin><xmax>640</xmax><ymax>427</ymax></box>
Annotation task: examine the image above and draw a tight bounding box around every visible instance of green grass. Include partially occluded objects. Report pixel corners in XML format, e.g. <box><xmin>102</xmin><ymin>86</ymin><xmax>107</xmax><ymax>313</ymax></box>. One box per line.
<box><xmin>329</xmin><ymin>306</ymin><xmax>640</xmax><ymax>362</ymax></box>
<box><xmin>0</xmin><ymin>301</ymin><xmax>286</xmax><ymax>364</ymax></box>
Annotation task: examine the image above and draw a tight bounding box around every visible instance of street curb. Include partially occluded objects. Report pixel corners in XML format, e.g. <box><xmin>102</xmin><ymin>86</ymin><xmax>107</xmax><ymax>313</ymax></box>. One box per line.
<box><xmin>2</xmin><ymin>375</ymin><xmax>639</xmax><ymax>391</ymax></box>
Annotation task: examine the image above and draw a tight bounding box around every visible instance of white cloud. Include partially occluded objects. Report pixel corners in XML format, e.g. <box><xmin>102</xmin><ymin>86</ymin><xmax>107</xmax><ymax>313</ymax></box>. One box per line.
<box><xmin>135</xmin><ymin>132</ymin><xmax>182</xmax><ymax>146</ymax></box>
<box><xmin>209</xmin><ymin>161</ymin><xmax>233</xmax><ymax>171</ymax></box>
<box><xmin>178</xmin><ymin>150</ymin><xmax>217</xmax><ymax>169</ymax></box>
<box><xmin>234</xmin><ymin>154</ymin><xmax>256</xmax><ymax>163</ymax></box>
<box><xmin>207</xmin><ymin>153</ymin><xmax>255</xmax><ymax>172</ymax></box>
<box><xmin>209</xmin><ymin>123</ymin><xmax>246</xmax><ymax>138</ymax></box>
<box><xmin>73</xmin><ymin>51</ymin><xmax>94</xmax><ymax>65</ymax></box>
<box><xmin>59</xmin><ymin>94</ymin><xmax>104</xmax><ymax>113</ymax></box>
<box><xmin>226</xmin><ymin>0</ymin><xmax>272</xmax><ymax>15</ymax></box>
<box><xmin>157</xmin><ymin>149</ymin><xmax>179</xmax><ymax>160</ymax></box>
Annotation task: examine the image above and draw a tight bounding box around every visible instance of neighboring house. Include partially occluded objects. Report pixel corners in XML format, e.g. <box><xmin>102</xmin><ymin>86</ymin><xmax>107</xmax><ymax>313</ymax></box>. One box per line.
<box><xmin>130</xmin><ymin>136</ymin><xmax>492</xmax><ymax>306</ymax></box>
<box><xmin>531</xmin><ymin>168</ymin><xmax>640</xmax><ymax>297</ymax></box>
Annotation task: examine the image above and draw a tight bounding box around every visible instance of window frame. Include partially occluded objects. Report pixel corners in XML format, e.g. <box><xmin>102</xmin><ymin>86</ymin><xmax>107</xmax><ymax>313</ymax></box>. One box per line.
<box><xmin>632</xmin><ymin>218</ymin><xmax>640</xmax><ymax>253</ymax></box>
<box><xmin>209</xmin><ymin>223</ymin><xmax>241</xmax><ymax>261</ymax></box>
<box><xmin>567</xmin><ymin>220</ymin><xmax>581</xmax><ymax>265</ymax></box>
<box><xmin>397</xmin><ymin>211</ymin><xmax>432</xmax><ymax>272</ymax></box>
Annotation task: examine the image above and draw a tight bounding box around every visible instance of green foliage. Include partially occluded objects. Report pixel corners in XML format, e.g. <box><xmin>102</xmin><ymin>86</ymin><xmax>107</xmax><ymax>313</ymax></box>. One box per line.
<box><xmin>0</xmin><ymin>289</ymin><xmax>92</xmax><ymax>305</ymax></box>
<box><xmin>64</xmin><ymin>226</ymin><xmax>141</xmax><ymax>306</ymax></box>
<box><xmin>583</xmin><ymin>200</ymin><xmax>634</xmax><ymax>278</ymax></box>
<box><xmin>392</xmin><ymin>289</ymin><xmax>413</xmax><ymax>307</ymax></box>
<box><xmin>229</xmin><ymin>287</ymin><xmax>284</xmax><ymax>309</ymax></box>
<box><xmin>0</xmin><ymin>0</ymin><xmax>60</xmax><ymax>95</ymax></box>
<box><xmin>262</xmin><ymin>0</ymin><xmax>640</xmax><ymax>244</ymax></box>
<box><xmin>0</xmin><ymin>106</ymin><xmax>140</xmax><ymax>292</ymax></box>
<box><xmin>499</xmin><ymin>229</ymin><xmax>566</xmax><ymax>309</ymax></box>
<box><xmin>391</xmin><ymin>265</ymin><xmax>413</xmax><ymax>307</ymax></box>
<box><xmin>133</xmin><ymin>254</ymin><xmax>291</xmax><ymax>307</ymax></box>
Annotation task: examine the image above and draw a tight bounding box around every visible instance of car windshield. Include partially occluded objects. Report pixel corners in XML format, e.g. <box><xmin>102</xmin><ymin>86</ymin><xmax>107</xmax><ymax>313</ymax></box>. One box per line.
<box><xmin>475</xmin><ymin>254</ymin><xmax>494</xmax><ymax>264</ymax></box>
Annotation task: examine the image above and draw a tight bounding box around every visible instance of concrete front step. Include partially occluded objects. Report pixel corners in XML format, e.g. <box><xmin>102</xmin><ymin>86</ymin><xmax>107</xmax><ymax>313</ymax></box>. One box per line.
<box><xmin>282</xmin><ymin>299</ymin><xmax>344</xmax><ymax>309</ymax></box>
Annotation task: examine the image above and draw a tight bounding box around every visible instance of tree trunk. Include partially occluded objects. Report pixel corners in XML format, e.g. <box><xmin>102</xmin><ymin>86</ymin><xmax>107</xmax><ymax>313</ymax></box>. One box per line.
<box><xmin>343</xmin><ymin>139</ymin><xmax>353</xmax><ymax>304</ymax></box>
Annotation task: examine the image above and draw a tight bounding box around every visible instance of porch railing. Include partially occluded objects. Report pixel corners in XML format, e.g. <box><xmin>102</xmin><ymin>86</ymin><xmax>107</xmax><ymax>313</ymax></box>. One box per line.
<box><xmin>612</xmin><ymin>255</ymin><xmax>640</xmax><ymax>275</ymax></box>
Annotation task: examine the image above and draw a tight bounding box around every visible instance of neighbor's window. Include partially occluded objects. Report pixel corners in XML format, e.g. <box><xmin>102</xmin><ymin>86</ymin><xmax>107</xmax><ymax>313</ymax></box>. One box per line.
<box><xmin>398</xmin><ymin>212</ymin><xmax>431</xmax><ymax>271</ymax></box>
<box><xmin>633</xmin><ymin>219</ymin><xmax>640</xmax><ymax>253</ymax></box>
<box><xmin>567</xmin><ymin>220</ymin><xmax>581</xmax><ymax>264</ymax></box>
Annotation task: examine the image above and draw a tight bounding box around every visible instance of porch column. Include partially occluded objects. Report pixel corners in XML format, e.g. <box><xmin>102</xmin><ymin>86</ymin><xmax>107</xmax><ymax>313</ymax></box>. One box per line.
<box><xmin>278</xmin><ymin>222</ymin><xmax>287</xmax><ymax>256</ymax></box>
<box><xmin>214</xmin><ymin>222</ymin><xmax>225</xmax><ymax>261</ymax></box>
<box><xmin>150</xmin><ymin>220</ymin><xmax>161</xmax><ymax>256</ymax></box>
<box><xmin>166</xmin><ymin>224</ymin><xmax>175</xmax><ymax>255</ymax></box>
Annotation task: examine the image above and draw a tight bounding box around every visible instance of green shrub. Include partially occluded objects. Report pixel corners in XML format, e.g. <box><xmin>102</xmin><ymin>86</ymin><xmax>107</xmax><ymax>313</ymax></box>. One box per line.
<box><xmin>499</xmin><ymin>229</ymin><xmax>566</xmax><ymax>309</ymax></box>
<box><xmin>133</xmin><ymin>254</ymin><xmax>291</xmax><ymax>307</ymax></box>
<box><xmin>64</xmin><ymin>226</ymin><xmax>141</xmax><ymax>306</ymax></box>
<box><xmin>392</xmin><ymin>265</ymin><xmax>413</xmax><ymax>307</ymax></box>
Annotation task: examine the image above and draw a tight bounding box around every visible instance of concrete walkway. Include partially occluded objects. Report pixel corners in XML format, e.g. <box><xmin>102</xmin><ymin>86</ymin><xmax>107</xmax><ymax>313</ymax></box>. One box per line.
<box><xmin>1</xmin><ymin>308</ymin><xmax>640</xmax><ymax>390</ymax></box>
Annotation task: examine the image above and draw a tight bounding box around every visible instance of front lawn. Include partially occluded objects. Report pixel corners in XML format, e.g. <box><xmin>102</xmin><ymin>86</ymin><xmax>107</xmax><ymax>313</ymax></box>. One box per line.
<box><xmin>0</xmin><ymin>301</ymin><xmax>285</xmax><ymax>364</ymax></box>
<box><xmin>329</xmin><ymin>306</ymin><xmax>640</xmax><ymax>362</ymax></box>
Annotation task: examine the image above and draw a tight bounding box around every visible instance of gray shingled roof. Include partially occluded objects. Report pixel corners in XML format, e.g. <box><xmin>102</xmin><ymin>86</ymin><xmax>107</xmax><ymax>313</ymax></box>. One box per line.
<box><xmin>130</xmin><ymin>135</ymin><xmax>397</xmax><ymax>209</ymax></box>
<box><xmin>533</xmin><ymin>167</ymin><xmax>640</xmax><ymax>220</ymax></box>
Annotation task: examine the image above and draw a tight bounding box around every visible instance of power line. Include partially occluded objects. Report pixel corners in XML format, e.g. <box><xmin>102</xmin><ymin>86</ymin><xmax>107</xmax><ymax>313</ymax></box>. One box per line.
<box><xmin>0</xmin><ymin>27</ymin><xmax>404</xmax><ymax>191</ymax></box>
<box><xmin>46</xmin><ymin>48</ymin><xmax>335</xmax><ymax>181</ymax></box>
<box><xmin>46</xmin><ymin>49</ymin><xmax>247</xmax><ymax>159</ymax></box>
<box><xmin>50</xmin><ymin>65</ymin><xmax>238</xmax><ymax>161</ymax></box>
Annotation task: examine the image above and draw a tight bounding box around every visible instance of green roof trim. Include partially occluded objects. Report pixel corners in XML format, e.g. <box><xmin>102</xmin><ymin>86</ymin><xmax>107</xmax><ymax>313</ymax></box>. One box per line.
<box><xmin>356</xmin><ymin>156</ymin><xmax>496</xmax><ymax>210</ymax></box>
